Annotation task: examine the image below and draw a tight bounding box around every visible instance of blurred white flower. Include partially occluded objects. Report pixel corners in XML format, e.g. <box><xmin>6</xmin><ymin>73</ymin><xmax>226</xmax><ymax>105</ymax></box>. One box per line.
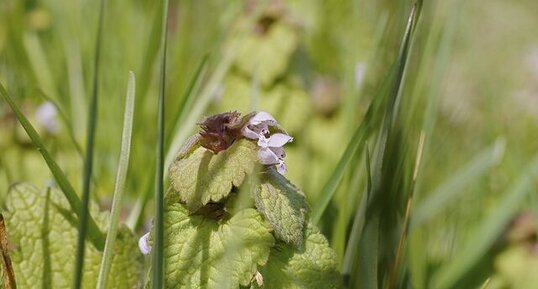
<box><xmin>35</xmin><ymin>101</ymin><xmax>60</xmax><ymax>134</ymax></box>
<box><xmin>138</xmin><ymin>232</ymin><xmax>151</xmax><ymax>255</ymax></box>
<box><xmin>355</xmin><ymin>62</ymin><xmax>367</xmax><ymax>89</ymax></box>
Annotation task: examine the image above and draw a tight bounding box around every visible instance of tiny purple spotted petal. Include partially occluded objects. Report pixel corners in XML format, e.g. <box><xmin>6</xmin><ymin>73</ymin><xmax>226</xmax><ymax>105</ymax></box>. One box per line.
<box><xmin>138</xmin><ymin>232</ymin><xmax>151</xmax><ymax>255</ymax></box>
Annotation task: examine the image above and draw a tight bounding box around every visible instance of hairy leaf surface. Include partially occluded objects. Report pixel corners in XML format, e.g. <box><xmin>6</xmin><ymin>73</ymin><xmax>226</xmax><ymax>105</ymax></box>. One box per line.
<box><xmin>254</xmin><ymin>223</ymin><xmax>342</xmax><ymax>289</ymax></box>
<box><xmin>168</xmin><ymin>139</ymin><xmax>258</xmax><ymax>211</ymax></box>
<box><xmin>255</xmin><ymin>167</ymin><xmax>308</xmax><ymax>247</ymax></box>
<box><xmin>164</xmin><ymin>201</ymin><xmax>274</xmax><ymax>288</ymax></box>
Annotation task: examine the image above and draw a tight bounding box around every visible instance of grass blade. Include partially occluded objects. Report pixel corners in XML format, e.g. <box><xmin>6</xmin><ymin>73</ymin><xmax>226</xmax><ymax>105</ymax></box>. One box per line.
<box><xmin>431</xmin><ymin>154</ymin><xmax>538</xmax><ymax>289</ymax></box>
<box><xmin>0</xmin><ymin>82</ymin><xmax>105</xmax><ymax>249</ymax></box>
<box><xmin>312</xmin><ymin>1</ymin><xmax>422</xmax><ymax>224</ymax></box>
<box><xmin>310</xmin><ymin>105</ymin><xmax>372</xmax><ymax>224</ymax></box>
<box><xmin>153</xmin><ymin>0</ymin><xmax>169</xmax><ymax>287</ymax></box>
<box><xmin>343</xmin><ymin>147</ymin><xmax>372</xmax><ymax>286</ymax></box>
<box><xmin>96</xmin><ymin>71</ymin><xmax>136</xmax><ymax>289</ymax></box>
<box><xmin>411</xmin><ymin>139</ymin><xmax>505</xmax><ymax>229</ymax></box>
<box><xmin>385</xmin><ymin>132</ymin><xmax>425</xmax><ymax>289</ymax></box>
<box><xmin>166</xmin><ymin>55</ymin><xmax>209</xmax><ymax>144</ymax></box>
<box><xmin>343</xmin><ymin>4</ymin><xmax>422</xmax><ymax>289</ymax></box>
<box><xmin>73</xmin><ymin>0</ymin><xmax>105</xmax><ymax>287</ymax></box>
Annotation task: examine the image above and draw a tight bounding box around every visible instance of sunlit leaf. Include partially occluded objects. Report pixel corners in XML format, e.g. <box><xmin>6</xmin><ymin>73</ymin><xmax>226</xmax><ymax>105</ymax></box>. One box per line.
<box><xmin>253</xmin><ymin>223</ymin><xmax>342</xmax><ymax>289</ymax></box>
<box><xmin>168</xmin><ymin>139</ymin><xmax>258</xmax><ymax>211</ymax></box>
<box><xmin>163</xmin><ymin>201</ymin><xmax>274</xmax><ymax>288</ymax></box>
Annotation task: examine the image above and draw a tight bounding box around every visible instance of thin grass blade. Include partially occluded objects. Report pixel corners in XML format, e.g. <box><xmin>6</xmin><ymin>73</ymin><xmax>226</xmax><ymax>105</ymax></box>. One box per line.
<box><xmin>152</xmin><ymin>0</ymin><xmax>169</xmax><ymax>287</ymax></box>
<box><xmin>73</xmin><ymin>0</ymin><xmax>106</xmax><ymax>287</ymax></box>
<box><xmin>385</xmin><ymin>132</ymin><xmax>425</xmax><ymax>289</ymax></box>
<box><xmin>96</xmin><ymin>71</ymin><xmax>136</xmax><ymax>289</ymax></box>
<box><xmin>166</xmin><ymin>55</ymin><xmax>209</xmax><ymax>145</ymax></box>
<box><xmin>312</xmin><ymin>2</ymin><xmax>422</xmax><ymax>224</ymax></box>
<box><xmin>343</xmin><ymin>4</ymin><xmax>422</xmax><ymax>289</ymax></box>
<box><xmin>343</xmin><ymin>147</ymin><xmax>372</xmax><ymax>285</ymax></box>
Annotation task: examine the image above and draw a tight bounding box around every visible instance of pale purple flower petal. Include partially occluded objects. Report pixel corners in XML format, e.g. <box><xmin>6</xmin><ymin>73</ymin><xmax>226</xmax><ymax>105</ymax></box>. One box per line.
<box><xmin>257</xmin><ymin>133</ymin><xmax>293</xmax><ymax>148</ymax></box>
<box><xmin>241</xmin><ymin>112</ymin><xmax>276</xmax><ymax>140</ymax></box>
<box><xmin>257</xmin><ymin>135</ymin><xmax>269</xmax><ymax>147</ymax></box>
<box><xmin>277</xmin><ymin>161</ymin><xmax>287</xmax><ymax>174</ymax></box>
<box><xmin>266</xmin><ymin>133</ymin><xmax>293</xmax><ymax>147</ymax></box>
<box><xmin>250</xmin><ymin>111</ymin><xmax>277</xmax><ymax>126</ymax></box>
<box><xmin>138</xmin><ymin>232</ymin><xmax>151</xmax><ymax>255</ymax></box>
<box><xmin>270</xmin><ymin>146</ymin><xmax>286</xmax><ymax>159</ymax></box>
<box><xmin>258</xmin><ymin>147</ymin><xmax>280</xmax><ymax>165</ymax></box>
<box><xmin>241</xmin><ymin>125</ymin><xmax>260</xmax><ymax>139</ymax></box>
<box><xmin>245</xmin><ymin>111</ymin><xmax>291</xmax><ymax>174</ymax></box>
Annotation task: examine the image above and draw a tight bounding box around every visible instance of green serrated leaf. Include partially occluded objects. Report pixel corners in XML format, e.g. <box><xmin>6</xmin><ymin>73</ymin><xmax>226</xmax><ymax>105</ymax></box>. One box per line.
<box><xmin>168</xmin><ymin>139</ymin><xmax>258</xmax><ymax>211</ymax></box>
<box><xmin>254</xmin><ymin>223</ymin><xmax>342</xmax><ymax>289</ymax></box>
<box><xmin>4</xmin><ymin>184</ymin><xmax>142</xmax><ymax>289</ymax></box>
<box><xmin>164</xmin><ymin>201</ymin><xmax>275</xmax><ymax>288</ymax></box>
<box><xmin>255</xmin><ymin>167</ymin><xmax>308</xmax><ymax>248</ymax></box>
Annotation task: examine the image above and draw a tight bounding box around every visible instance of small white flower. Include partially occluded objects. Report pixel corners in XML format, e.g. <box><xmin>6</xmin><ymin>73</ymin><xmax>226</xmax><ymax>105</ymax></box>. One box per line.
<box><xmin>257</xmin><ymin>133</ymin><xmax>293</xmax><ymax>148</ymax></box>
<box><xmin>138</xmin><ymin>232</ymin><xmax>151</xmax><ymax>255</ymax></box>
<box><xmin>242</xmin><ymin>112</ymin><xmax>293</xmax><ymax>174</ymax></box>
<box><xmin>35</xmin><ymin>101</ymin><xmax>60</xmax><ymax>134</ymax></box>
<box><xmin>241</xmin><ymin>111</ymin><xmax>277</xmax><ymax>140</ymax></box>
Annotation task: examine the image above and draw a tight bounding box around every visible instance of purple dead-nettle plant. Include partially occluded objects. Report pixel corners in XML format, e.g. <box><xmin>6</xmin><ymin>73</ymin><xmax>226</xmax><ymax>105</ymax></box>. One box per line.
<box><xmin>137</xmin><ymin>111</ymin><xmax>293</xmax><ymax>255</ymax></box>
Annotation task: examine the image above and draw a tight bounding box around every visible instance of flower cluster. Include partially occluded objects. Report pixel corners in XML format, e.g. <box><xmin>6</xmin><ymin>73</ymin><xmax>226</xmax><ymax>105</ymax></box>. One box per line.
<box><xmin>242</xmin><ymin>112</ymin><xmax>293</xmax><ymax>174</ymax></box>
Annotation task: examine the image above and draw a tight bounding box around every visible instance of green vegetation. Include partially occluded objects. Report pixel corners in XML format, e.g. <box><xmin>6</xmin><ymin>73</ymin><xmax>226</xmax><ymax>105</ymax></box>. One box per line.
<box><xmin>1</xmin><ymin>0</ymin><xmax>538</xmax><ymax>288</ymax></box>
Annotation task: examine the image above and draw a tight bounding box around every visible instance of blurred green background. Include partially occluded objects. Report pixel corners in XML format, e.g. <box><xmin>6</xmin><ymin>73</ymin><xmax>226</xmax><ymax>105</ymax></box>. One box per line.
<box><xmin>1</xmin><ymin>0</ymin><xmax>538</xmax><ymax>288</ymax></box>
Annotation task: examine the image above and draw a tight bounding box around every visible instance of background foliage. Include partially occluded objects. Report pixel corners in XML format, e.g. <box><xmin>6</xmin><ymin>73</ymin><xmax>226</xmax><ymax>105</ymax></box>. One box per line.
<box><xmin>1</xmin><ymin>0</ymin><xmax>538</xmax><ymax>288</ymax></box>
